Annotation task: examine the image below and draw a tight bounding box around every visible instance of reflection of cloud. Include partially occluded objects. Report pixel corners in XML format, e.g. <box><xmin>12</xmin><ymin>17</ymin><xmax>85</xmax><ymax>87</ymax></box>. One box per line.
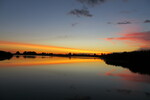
<box><xmin>144</xmin><ymin>20</ymin><xmax>150</xmax><ymax>23</ymax></box>
<box><xmin>105</xmin><ymin>70</ymin><xmax>150</xmax><ymax>84</ymax></box>
<box><xmin>105</xmin><ymin>69</ymin><xmax>116</xmax><ymax>76</ymax></box>
<box><xmin>69</xmin><ymin>9</ymin><xmax>93</xmax><ymax>17</ymax></box>
<box><xmin>105</xmin><ymin>31</ymin><xmax>150</xmax><ymax>48</ymax></box>
<box><xmin>116</xmin><ymin>89</ymin><xmax>132</xmax><ymax>94</ymax></box>
<box><xmin>77</xmin><ymin>0</ymin><xmax>106</xmax><ymax>6</ymax></box>
<box><xmin>145</xmin><ymin>92</ymin><xmax>150</xmax><ymax>97</ymax></box>
<box><xmin>106</xmin><ymin>89</ymin><xmax>132</xmax><ymax>95</ymax></box>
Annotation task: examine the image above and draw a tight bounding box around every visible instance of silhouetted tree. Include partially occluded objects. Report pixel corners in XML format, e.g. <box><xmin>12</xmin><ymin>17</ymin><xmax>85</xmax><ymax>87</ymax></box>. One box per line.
<box><xmin>15</xmin><ymin>51</ymin><xmax>21</xmax><ymax>55</ymax></box>
<box><xmin>68</xmin><ymin>52</ymin><xmax>72</xmax><ymax>56</ymax></box>
<box><xmin>22</xmin><ymin>51</ymin><xmax>37</xmax><ymax>55</ymax></box>
<box><xmin>23</xmin><ymin>51</ymin><xmax>27</xmax><ymax>55</ymax></box>
<box><xmin>0</xmin><ymin>50</ymin><xmax>13</xmax><ymax>60</ymax></box>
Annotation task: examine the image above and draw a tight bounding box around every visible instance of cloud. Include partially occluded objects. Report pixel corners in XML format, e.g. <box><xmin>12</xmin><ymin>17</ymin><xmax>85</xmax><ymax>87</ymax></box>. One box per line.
<box><xmin>77</xmin><ymin>0</ymin><xmax>129</xmax><ymax>7</ymax></box>
<box><xmin>117</xmin><ymin>21</ymin><xmax>132</xmax><ymax>24</ymax></box>
<box><xmin>77</xmin><ymin>0</ymin><xmax>106</xmax><ymax>6</ymax></box>
<box><xmin>69</xmin><ymin>9</ymin><xmax>93</xmax><ymax>17</ymax></box>
<box><xmin>107</xmin><ymin>21</ymin><xmax>132</xmax><ymax>25</ymax></box>
<box><xmin>69</xmin><ymin>0</ymin><xmax>107</xmax><ymax>18</ymax></box>
<box><xmin>71</xmin><ymin>23</ymin><xmax>78</xmax><ymax>27</ymax></box>
<box><xmin>68</xmin><ymin>0</ymin><xmax>106</xmax><ymax>18</ymax></box>
<box><xmin>120</xmin><ymin>9</ymin><xmax>137</xmax><ymax>14</ymax></box>
<box><xmin>105</xmin><ymin>31</ymin><xmax>150</xmax><ymax>48</ymax></box>
<box><xmin>107</xmin><ymin>22</ymin><xmax>112</xmax><ymax>24</ymax></box>
<box><xmin>144</xmin><ymin>20</ymin><xmax>150</xmax><ymax>23</ymax></box>
<box><xmin>108</xmin><ymin>19</ymin><xmax>150</xmax><ymax>25</ymax></box>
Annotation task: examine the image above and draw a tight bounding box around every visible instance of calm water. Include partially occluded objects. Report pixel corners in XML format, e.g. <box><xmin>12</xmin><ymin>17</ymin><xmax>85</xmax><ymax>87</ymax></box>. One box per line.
<box><xmin>0</xmin><ymin>56</ymin><xmax>150</xmax><ymax>100</ymax></box>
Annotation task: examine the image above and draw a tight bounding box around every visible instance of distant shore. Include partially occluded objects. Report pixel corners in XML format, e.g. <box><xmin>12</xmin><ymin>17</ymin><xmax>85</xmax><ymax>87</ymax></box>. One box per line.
<box><xmin>0</xmin><ymin>50</ymin><xmax>100</xmax><ymax>61</ymax></box>
<box><xmin>100</xmin><ymin>50</ymin><xmax>150</xmax><ymax>75</ymax></box>
<box><xmin>0</xmin><ymin>51</ymin><xmax>13</xmax><ymax>61</ymax></box>
<box><xmin>1</xmin><ymin>50</ymin><xmax>150</xmax><ymax>75</ymax></box>
<box><xmin>14</xmin><ymin>51</ymin><xmax>100</xmax><ymax>57</ymax></box>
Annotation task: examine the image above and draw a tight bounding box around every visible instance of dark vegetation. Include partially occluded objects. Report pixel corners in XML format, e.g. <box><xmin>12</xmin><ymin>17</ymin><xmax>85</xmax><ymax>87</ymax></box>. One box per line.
<box><xmin>14</xmin><ymin>51</ymin><xmax>99</xmax><ymax>57</ymax></box>
<box><xmin>1</xmin><ymin>50</ymin><xmax>150</xmax><ymax>75</ymax></box>
<box><xmin>100</xmin><ymin>50</ymin><xmax>150</xmax><ymax>75</ymax></box>
<box><xmin>0</xmin><ymin>50</ymin><xmax>13</xmax><ymax>61</ymax></box>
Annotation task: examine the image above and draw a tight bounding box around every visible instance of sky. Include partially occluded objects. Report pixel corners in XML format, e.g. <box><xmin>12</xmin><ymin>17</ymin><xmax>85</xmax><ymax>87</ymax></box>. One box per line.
<box><xmin>0</xmin><ymin>0</ymin><xmax>150</xmax><ymax>53</ymax></box>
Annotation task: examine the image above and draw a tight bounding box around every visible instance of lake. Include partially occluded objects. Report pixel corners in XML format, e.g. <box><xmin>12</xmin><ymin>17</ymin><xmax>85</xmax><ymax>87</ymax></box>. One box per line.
<box><xmin>0</xmin><ymin>56</ymin><xmax>150</xmax><ymax>100</ymax></box>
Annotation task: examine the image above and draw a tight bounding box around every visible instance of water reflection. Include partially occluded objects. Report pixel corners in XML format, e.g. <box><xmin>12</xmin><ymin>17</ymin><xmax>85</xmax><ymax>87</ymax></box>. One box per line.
<box><xmin>0</xmin><ymin>56</ymin><xmax>150</xmax><ymax>100</ymax></box>
<box><xmin>0</xmin><ymin>56</ymin><xmax>101</xmax><ymax>67</ymax></box>
<box><xmin>23</xmin><ymin>55</ymin><xmax>36</xmax><ymax>59</ymax></box>
<box><xmin>104</xmin><ymin>69</ymin><xmax>150</xmax><ymax>84</ymax></box>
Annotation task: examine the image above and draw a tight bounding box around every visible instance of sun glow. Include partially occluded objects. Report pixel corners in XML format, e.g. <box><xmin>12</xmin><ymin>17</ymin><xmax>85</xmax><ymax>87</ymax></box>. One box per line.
<box><xmin>0</xmin><ymin>41</ymin><xmax>108</xmax><ymax>54</ymax></box>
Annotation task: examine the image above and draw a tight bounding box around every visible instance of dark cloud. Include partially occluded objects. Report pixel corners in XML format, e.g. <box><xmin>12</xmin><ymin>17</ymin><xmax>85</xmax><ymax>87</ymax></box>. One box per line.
<box><xmin>120</xmin><ymin>9</ymin><xmax>137</xmax><ymax>14</ymax></box>
<box><xmin>117</xmin><ymin>21</ymin><xmax>131</xmax><ymax>24</ymax></box>
<box><xmin>109</xmin><ymin>19</ymin><xmax>150</xmax><ymax>25</ymax></box>
<box><xmin>144</xmin><ymin>20</ymin><xmax>150</xmax><ymax>23</ymax></box>
<box><xmin>77</xmin><ymin>0</ymin><xmax>106</xmax><ymax>6</ymax></box>
<box><xmin>107</xmin><ymin>22</ymin><xmax>112</xmax><ymax>24</ymax></box>
<box><xmin>71</xmin><ymin>23</ymin><xmax>78</xmax><ymax>27</ymax></box>
<box><xmin>69</xmin><ymin>0</ymin><xmax>107</xmax><ymax>18</ymax></box>
<box><xmin>69</xmin><ymin>9</ymin><xmax>93</xmax><ymax>17</ymax></box>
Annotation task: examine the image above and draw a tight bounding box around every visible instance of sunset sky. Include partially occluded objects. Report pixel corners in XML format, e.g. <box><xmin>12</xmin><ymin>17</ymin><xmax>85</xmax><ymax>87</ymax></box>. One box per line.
<box><xmin>0</xmin><ymin>0</ymin><xmax>150</xmax><ymax>53</ymax></box>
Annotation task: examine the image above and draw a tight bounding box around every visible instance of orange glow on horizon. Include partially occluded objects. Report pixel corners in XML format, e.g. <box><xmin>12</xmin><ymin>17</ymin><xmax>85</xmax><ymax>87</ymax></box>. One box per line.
<box><xmin>0</xmin><ymin>41</ymin><xmax>108</xmax><ymax>54</ymax></box>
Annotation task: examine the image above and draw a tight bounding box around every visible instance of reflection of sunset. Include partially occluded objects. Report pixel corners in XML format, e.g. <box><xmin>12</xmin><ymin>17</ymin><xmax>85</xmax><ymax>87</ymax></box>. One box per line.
<box><xmin>0</xmin><ymin>41</ymin><xmax>107</xmax><ymax>54</ymax></box>
<box><xmin>0</xmin><ymin>56</ymin><xmax>102</xmax><ymax>67</ymax></box>
<box><xmin>104</xmin><ymin>69</ymin><xmax>150</xmax><ymax>84</ymax></box>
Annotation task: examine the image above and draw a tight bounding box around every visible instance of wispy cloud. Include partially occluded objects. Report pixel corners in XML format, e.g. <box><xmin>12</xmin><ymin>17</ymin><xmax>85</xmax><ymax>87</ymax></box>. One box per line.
<box><xmin>77</xmin><ymin>0</ymin><xmax>131</xmax><ymax>7</ymax></box>
<box><xmin>77</xmin><ymin>0</ymin><xmax>106</xmax><ymax>6</ymax></box>
<box><xmin>105</xmin><ymin>31</ymin><xmax>150</xmax><ymax>48</ymax></box>
<box><xmin>108</xmin><ymin>19</ymin><xmax>150</xmax><ymax>25</ymax></box>
<box><xmin>69</xmin><ymin>8</ymin><xmax>93</xmax><ymax>17</ymax></box>
<box><xmin>69</xmin><ymin>0</ymin><xmax>132</xmax><ymax>18</ymax></box>
<box><xmin>120</xmin><ymin>9</ymin><xmax>137</xmax><ymax>14</ymax></box>
<box><xmin>107</xmin><ymin>21</ymin><xmax>132</xmax><ymax>25</ymax></box>
<box><xmin>68</xmin><ymin>0</ymin><xmax>106</xmax><ymax>17</ymax></box>
<box><xmin>144</xmin><ymin>19</ymin><xmax>150</xmax><ymax>23</ymax></box>
<box><xmin>117</xmin><ymin>21</ymin><xmax>132</xmax><ymax>24</ymax></box>
<box><xmin>71</xmin><ymin>23</ymin><xmax>78</xmax><ymax>27</ymax></box>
